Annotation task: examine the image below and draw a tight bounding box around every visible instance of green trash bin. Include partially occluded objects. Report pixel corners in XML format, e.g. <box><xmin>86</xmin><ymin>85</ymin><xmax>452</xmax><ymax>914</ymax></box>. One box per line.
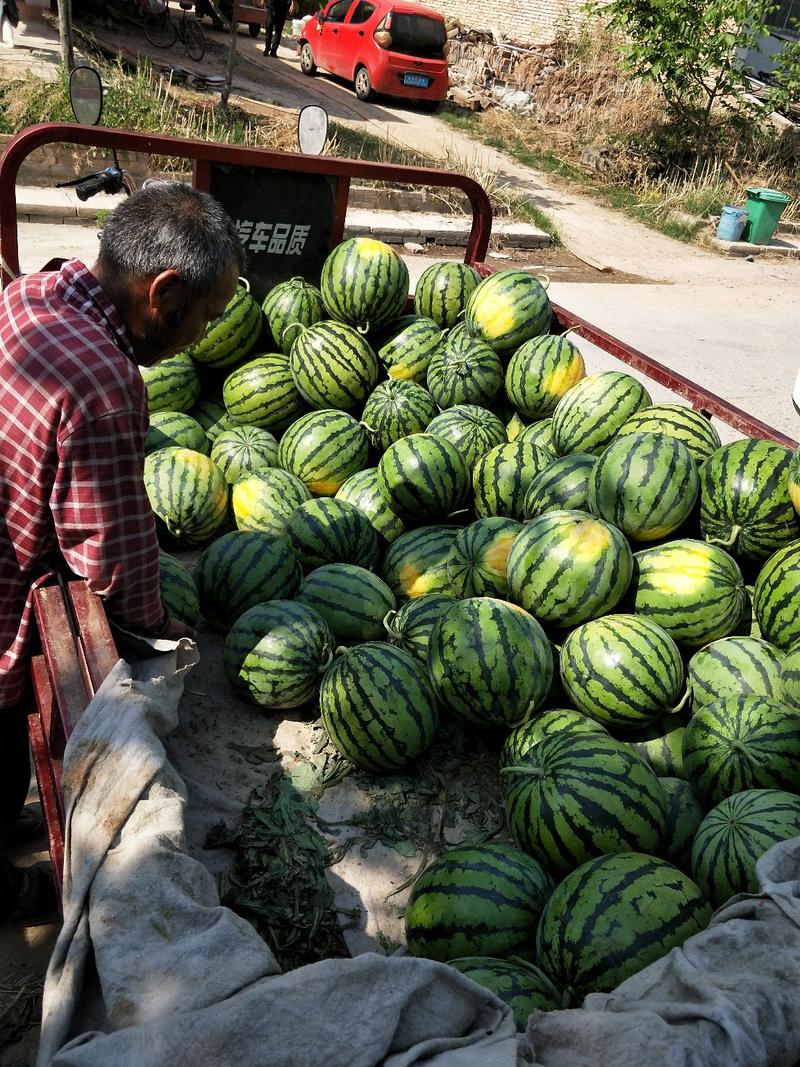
<box><xmin>744</xmin><ymin>187</ymin><xmax>792</xmax><ymax>245</ymax></box>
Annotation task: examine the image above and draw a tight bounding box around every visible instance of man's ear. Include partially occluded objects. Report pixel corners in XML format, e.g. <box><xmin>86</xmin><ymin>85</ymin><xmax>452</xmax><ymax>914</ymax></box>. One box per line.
<box><xmin>147</xmin><ymin>269</ymin><xmax>185</xmax><ymax>316</ymax></box>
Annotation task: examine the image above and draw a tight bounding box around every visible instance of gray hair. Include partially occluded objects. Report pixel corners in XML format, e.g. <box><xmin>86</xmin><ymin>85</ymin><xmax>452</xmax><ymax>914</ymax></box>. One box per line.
<box><xmin>97</xmin><ymin>181</ymin><xmax>244</xmax><ymax>298</ymax></box>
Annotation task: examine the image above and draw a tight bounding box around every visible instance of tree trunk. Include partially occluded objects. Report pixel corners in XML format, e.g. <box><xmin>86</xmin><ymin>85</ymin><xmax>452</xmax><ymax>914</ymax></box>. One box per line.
<box><xmin>58</xmin><ymin>0</ymin><xmax>75</xmax><ymax>71</ymax></box>
<box><xmin>220</xmin><ymin>0</ymin><xmax>239</xmax><ymax>110</ymax></box>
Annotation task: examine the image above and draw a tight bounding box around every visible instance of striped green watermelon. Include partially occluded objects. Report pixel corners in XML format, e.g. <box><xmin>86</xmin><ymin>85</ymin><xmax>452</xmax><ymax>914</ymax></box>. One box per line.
<box><xmin>782</xmin><ymin>641</ymin><xmax>800</xmax><ymax>709</ymax></box>
<box><xmin>589</xmin><ymin>432</ymin><xmax>699</xmax><ymax>542</ymax></box>
<box><xmin>210</xmin><ymin>425</ymin><xmax>279</xmax><ymax>484</ymax></box>
<box><xmin>446</xmin><ymin>518</ymin><xmax>522</xmax><ymax>598</ymax></box>
<box><xmin>616</xmin><ymin>404</ymin><xmax>721</xmax><ymax>465</ymax></box>
<box><xmin>660</xmin><ymin>777</ymin><xmax>704</xmax><ymax>871</ymax></box>
<box><xmin>683</xmin><ymin>694</ymin><xmax>800</xmax><ymax>804</ymax></box>
<box><xmin>360</xmin><ymin>380</ymin><xmax>438</xmax><ymax>453</ymax></box>
<box><xmin>382</xmin><ymin>525</ymin><xmax>460</xmax><ymax>601</ymax></box>
<box><xmin>699</xmin><ymin>439</ymin><xmax>797</xmax><ymax>562</ymax></box>
<box><xmin>551</xmin><ymin>371</ymin><xmax>651</xmax><ymax>457</ymax></box>
<box><xmin>188</xmin><ymin>397</ymin><xmax>238</xmax><ymax>443</ymax></box>
<box><xmin>158</xmin><ymin>551</ymin><xmax>200</xmax><ymax>628</ymax></box>
<box><xmin>140</xmin><ymin>353</ymin><xmax>201</xmax><ymax>414</ymax></box>
<box><xmin>465</xmin><ymin>271</ymin><xmax>551</xmax><ymax>354</ymax></box>
<box><xmin>506</xmin><ymin>412</ymin><xmax>528</xmax><ymax>443</ymax></box>
<box><xmin>194</xmin><ymin>529</ymin><xmax>301</xmax><ymax>630</ymax></box>
<box><xmin>186</xmin><ymin>284</ymin><xmax>262</xmax><ymax>369</ymax></box>
<box><xmin>524</xmin><ymin>453</ymin><xmax>596</xmax><ymax>519</ymax></box>
<box><xmin>231</xmin><ymin>467</ymin><xmax>311</xmax><ymax>536</ymax></box>
<box><xmin>499</xmin><ymin>709</ymin><xmax>607</xmax><ymax>770</ymax></box>
<box><xmin>447</xmin><ymin>957</ymin><xmax>563</xmax><ymax>1027</ymax></box>
<box><xmin>285</xmin><ymin>498</ymin><xmax>380</xmax><ymax>570</ymax></box>
<box><xmin>473</xmin><ymin>442</ymin><xmax>553</xmax><ymax>520</ymax></box>
<box><xmin>335</xmin><ymin>468</ymin><xmax>405</xmax><ymax>543</ymax></box>
<box><xmin>536</xmin><ymin>852</ymin><xmax>711</xmax><ymax>1003</ymax></box>
<box><xmin>296</xmin><ymin>563</ymin><xmax>395</xmax><ymax>643</ymax></box>
<box><xmin>145</xmin><ymin>411</ymin><xmax>209</xmax><ymax>456</ymax></box>
<box><xmin>289</xmin><ymin>321</ymin><xmax>379</xmax><ymax>411</ymax></box>
<box><xmin>223</xmin><ymin>354</ymin><xmax>306</xmax><ymax>432</ymax></box>
<box><xmin>753</xmin><ymin>541</ymin><xmax>800</xmax><ymax>650</ymax></box>
<box><xmin>626</xmin><ymin>713</ymin><xmax>688</xmax><ymax>779</ymax></box>
<box><xmin>377</xmin><ymin>433</ymin><xmax>470</xmax><ymax>522</ymax></box>
<box><xmin>427</xmin><ymin>597</ymin><xmax>553</xmax><ymax>728</ymax></box>
<box><xmin>691</xmin><ymin>789</ymin><xmax>800</xmax><ymax>905</ymax></box>
<box><xmin>506</xmin><ymin>510</ymin><xmax>633</xmax><ymax>628</ymax></box>
<box><xmin>629</xmin><ymin>539</ymin><xmax>746</xmax><ymax>647</ymax></box>
<box><xmin>404</xmin><ymin>842</ymin><xmax>552</xmax><ymax>962</ymax></box>
<box><xmin>377</xmin><ymin>316</ymin><xmax>444</xmax><ymax>383</ymax></box>
<box><xmin>560</xmin><ymin>615</ymin><xmax>684</xmax><ymax>730</ymax></box>
<box><xmin>426</xmin><ymin>405</ymin><xmax>506</xmax><ymax>469</ymax></box>
<box><xmin>320</xmin><ymin>237</ymin><xmax>409</xmax><ymax>330</ymax></box>
<box><xmin>223</xmin><ymin>600</ymin><xmax>333</xmax><ymax>709</ymax></box>
<box><xmin>144</xmin><ymin>447</ymin><xmax>229</xmax><ymax>546</ymax></box>
<box><xmin>384</xmin><ymin>592</ymin><xmax>453</xmax><ymax>662</ymax></box>
<box><xmin>320</xmin><ymin>642</ymin><xmax>438</xmax><ymax>771</ymax></box>
<box><xmin>426</xmin><ymin>336</ymin><xmax>504</xmax><ymax>409</ymax></box>
<box><xmin>515</xmin><ymin>419</ymin><xmax>556</xmax><ymax>458</ymax></box>
<box><xmin>278</xmin><ymin>410</ymin><xmax>369</xmax><ymax>496</ymax></box>
<box><xmin>413</xmin><ymin>261</ymin><xmax>481</xmax><ymax>329</ymax></box>
<box><xmin>789</xmin><ymin>447</ymin><xmax>800</xmax><ymax>516</ymax></box>
<box><xmin>262</xmin><ymin>276</ymin><xmax>327</xmax><ymax>356</ymax></box>
<box><xmin>503</xmin><ymin>733</ymin><xmax>667</xmax><ymax>873</ymax></box>
<box><xmin>505</xmin><ymin>334</ymin><xmax>586</xmax><ymax>419</ymax></box>
<box><xmin>686</xmin><ymin>636</ymin><xmax>784</xmax><ymax>713</ymax></box>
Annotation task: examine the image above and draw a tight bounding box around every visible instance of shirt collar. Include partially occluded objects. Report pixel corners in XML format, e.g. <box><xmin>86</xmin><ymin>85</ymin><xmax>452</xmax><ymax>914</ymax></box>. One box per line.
<box><xmin>54</xmin><ymin>259</ymin><xmax>136</xmax><ymax>363</ymax></box>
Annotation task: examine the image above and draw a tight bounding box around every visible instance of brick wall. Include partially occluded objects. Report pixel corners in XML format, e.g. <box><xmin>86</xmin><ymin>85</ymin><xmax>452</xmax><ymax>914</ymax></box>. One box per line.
<box><xmin>426</xmin><ymin>0</ymin><xmax>584</xmax><ymax>44</ymax></box>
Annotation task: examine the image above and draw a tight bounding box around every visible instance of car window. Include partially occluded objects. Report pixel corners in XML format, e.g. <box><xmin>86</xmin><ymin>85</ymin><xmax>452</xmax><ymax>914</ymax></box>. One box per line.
<box><xmin>387</xmin><ymin>13</ymin><xmax>446</xmax><ymax>57</ymax></box>
<box><xmin>349</xmin><ymin>1</ymin><xmax>375</xmax><ymax>23</ymax></box>
<box><xmin>325</xmin><ymin>0</ymin><xmax>353</xmax><ymax>23</ymax></box>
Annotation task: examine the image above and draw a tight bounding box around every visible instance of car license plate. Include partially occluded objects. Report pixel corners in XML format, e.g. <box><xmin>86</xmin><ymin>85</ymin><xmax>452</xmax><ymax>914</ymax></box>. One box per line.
<box><xmin>403</xmin><ymin>73</ymin><xmax>431</xmax><ymax>88</ymax></box>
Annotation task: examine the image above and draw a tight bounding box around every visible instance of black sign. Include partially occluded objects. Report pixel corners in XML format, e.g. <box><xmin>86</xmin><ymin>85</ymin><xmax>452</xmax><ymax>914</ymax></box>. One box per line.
<box><xmin>209</xmin><ymin>163</ymin><xmax>339</xmax><ymax>302</ymax></box>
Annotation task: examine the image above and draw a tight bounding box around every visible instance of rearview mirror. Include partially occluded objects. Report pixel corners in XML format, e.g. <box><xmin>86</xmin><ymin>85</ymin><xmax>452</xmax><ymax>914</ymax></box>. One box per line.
<box><xmin>297</xmin><ymin>104</ymin><xmax>329</xmax><ymax>155</ymax></box>
<box><xmin>69</xmin><ymin>65</ymin><xmax>104</xmax><ymax>126</ymax></box>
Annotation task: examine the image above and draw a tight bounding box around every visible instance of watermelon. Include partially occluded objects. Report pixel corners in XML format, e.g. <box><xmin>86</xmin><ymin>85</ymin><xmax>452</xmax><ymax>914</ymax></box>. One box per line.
<box><xmin>691</xmin><ymin>789</ymin><xmax>800</xmax><ymax>905</ymax></box>
<box><xmin>503</xmin><ymin>733</ymin><xmax>667</xmax><ymax>873</ymax></box>
<box><xmin>465</xmin><ymin>271</ymin><xmax>551</xmax><ymax>353</ymax></box>
<box><xmin>446</xmin><ymin>517</ymin><xmax>522</xmax><ymax>598</ymax></box>
<box><xmin>686</xmin><ymin>636</ymin><xmax>784</xmax><ymax>713</ymax></box>
<box><xmin>145</xmin><ymin>411</ymin><xmax>209</xmax><ymax>456</ymax></box>
<box><xmin>560</xmin><ymin>614</ymin><xmax>684</xmax><ymax>730</ymax></box>
<box><xmin>278</xmin><ymin>409</ymin><xmax>369</xmax><ymax>496</ymax></box>
<box><xmin>295</xmin><ymin>563</ymin><xmax>395</xmax><ymax>643</ymax></box>
<box><xmin>447</xmin><ymin>958</ymin><xmax>563</xmax><ymax>1028</ymax></box>
<box><xmin>158</xmin><ymin>551</ymin><xmax>200</xmax><ymax>628</ymax></box>
<box><xmin>194</xmin><ymin>529</ymin><xmax>301</xmax><ymax>630</ymax></box>
<box><xmin>472</xmin><ymin>442</ymin><xmax>552</xmax><ymax>520</ymax></box>
<box><xmin>186</xmin><ymin>284</ymin><xmax>262</xmax><ymax>369</ymax></box>
<box><xmin>660</xmin><ymin>777</ymin><xmax>704</xmax><ymax>871</ymax></box>
<box><xmin>427</xmin><ymin>597</ymin><xmax>553</xmax><ymax>728</ymax></box>
<box><xmin>506</xmin><ymin>412</ymin><xmax>528</xmax><ymax>443</ymax></box>
<box><xmin>210</xmin><ymin>425</ymin><xmax>279</xmax><ymax>484</ymax></box>
<box><xmin>536</xmin><ymin>852</ymin><xmax>711</xmax><ymax>1003</ymax></box>
<box><xmin>262</xmin><ymin>276</ymin><xmax>327</xmax><ymax>355</ymax></box>
<box><xmin>320</xmin><ymin>237</ymin><xmax>409</xmax><ymax>330</ymax></box>
<box><xmin>335</xmin><ymin>468</ymin><xmax>405</xmax><ymax>543</ymax></box>
<box><xmin>628</xmin><ymin>539</ymin><xmax>746</xmax><ymax>647</ymax></box>
<box><xmin>223</xmin><ymin>353</ymin><xmax>306</xmax><ymax>432</ymax></box>
<box><xmin>589</xmin><ymin>432</ymin><xmax>699</xmax><ymax>542</ymax></box>
<box><xmin>789</xmin><ymin>447</ymin><xmax>800</xmax><ymax>516</ymax></box>
<box><xmin>413</xmin><ymin>261</ymin><xmax>481</xmax><ymax>329</ymax></box>
<box><xmin>231</xmin><ymin>467</ymin><xmax>310</xmax><ymax>536</ymax></box>
<box><xmin>404</xmin><ymin>842</ymin><xmax>552</xmax><ymax>962</ymax></box>
<box><xmin>500</xmin><ymin>709</ymin><xmax>607</xmax><ymax>770</ymax></box>
<box><xmin>683</xmin><ymin>694</ymin><xmax>800</xmax><ymax>804</ymax></box>
<box><xmin>626</xmin><ymin>713</ymin><xmax>688</xmax><ymax>779</ymax></box>
<box><xmin>426</xmin><ymin>336</ymin><xmax>504</xmax><ymax>409</ymax></box>
<box><xmin>223</xmin><ymin>600</ymin><xmax>333</xmax><ymax>709</ymax></box>
<box><xmin>516</xmin><ymin>419</ymin><xmax>556</xmax><ymax>458</ymax></box>
<box><xmin>752</xmin><ymin>541</ymin><xmax>800</xmax><ymax>650</ymax></box>
<box><xmin>426</xmin><ymin>405</ymin><xmax>506</xmax><ymax>469</ymax></box>
<box><xmin>290</xmin><ymin>320</ymin><xmax>379</xmax><ymax>411</ymax></box>
<box><xmin>143</xmin><ymin>447</ymin><xmax>229</xmax><ymax>546</ymax></box>
<box><xmin>616</xmin><ymin>404</ymin><xmax>721</xmax><ymax>465</ymax></box>
<box><xmin>551</xmin><ymin>371</ymin><xmax>651</xmax><ymax>457</ymax></box>
<box><xmin>506</xmin><ymin>510</ymin><xmax>633</xmax><ymax>628</ymax></box>
<box><xmin>140</xmin><ymin>352</ymin><xmax>201</xmax><ymax>414</ymax></box>
<box><xmin>320</xmin><ymin>642</ymin><xmax>438</xmax><ymax>771</ymax></box>
<box><xmin>285</xmin><ymin>498</ymin><xmax>380</xmax><ymax>570</ymax></box>
<box><xmin>382</xmin><ymin>525</ymin><xmax>460</xmax><ymax>601</ymax></box>
<box><xmin>505</xmin><ymin>334</ymin><xmax>586</xmax><ymax>419</ymax></box>
<box><xmin>524</xmin><ymin>453</ymin><xmax>596</xmax><ymax>519</ymax></box>
<box><xmin>782</xmin><ymin>641</ymin><xmax>800</xmax><ymax>709</ymax></box>
<box><xmin>699</xmin><ymin>439</ymin><xmax>797</xmax><ymax>562</ymax></box>
<box><xmin>360</xmin><ymin>380</ymin><xmax>438</xmax><ymax>453</ymax></box>
<box><xmin>188</xmin><ymin>396</ymin><xmax>238</xmax><ymax>443</ymax></box>
<box><xmin>384</xmin><ymin>592</ymin><xmax>453</xmax><ymax>662</ymax></box>
<box><xmin>377</xmin><ymin>433</ymin><xmax>470</xmax><ymax>522</ymax></box>
<box><xmin>377</xmin><ymin>316</ymin><xmax>443</xmax><ymax>383</ymax></box>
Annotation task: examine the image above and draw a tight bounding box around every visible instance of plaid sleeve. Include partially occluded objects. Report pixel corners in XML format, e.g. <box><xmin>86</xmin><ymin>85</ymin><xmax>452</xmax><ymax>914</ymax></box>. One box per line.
<box><xmin>50</xmin><ymin>410</ymin><xmax>167</xmax><ymax>634</ymax></box>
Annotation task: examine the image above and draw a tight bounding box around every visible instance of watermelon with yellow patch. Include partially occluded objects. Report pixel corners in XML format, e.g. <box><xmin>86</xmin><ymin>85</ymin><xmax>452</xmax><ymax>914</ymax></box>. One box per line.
<box><xmin>505</xmin><ymin>334</ymin><xmax>586</xmax><ymax>419</ymax></box>
<box><xmin>446</xmin><ymin>518</ymin><xmax>523</xmax><ymax>598</ymax></box>
<box><xmin>465</xmin><ymin>270</ymin><xmax>551</xmax><ymax>354</ymax></box>
<box><xmin>382</xmin><ymin>525</ymin><xmax>461</xmax><ymax>602</ymax></box>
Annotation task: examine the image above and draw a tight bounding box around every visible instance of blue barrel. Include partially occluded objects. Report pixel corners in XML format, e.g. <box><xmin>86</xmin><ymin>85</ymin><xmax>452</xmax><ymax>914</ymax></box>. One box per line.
<box><xmin>716</xmin><ymin>206</ymin><xmax>748</xmax><ymax>242</ymax></box>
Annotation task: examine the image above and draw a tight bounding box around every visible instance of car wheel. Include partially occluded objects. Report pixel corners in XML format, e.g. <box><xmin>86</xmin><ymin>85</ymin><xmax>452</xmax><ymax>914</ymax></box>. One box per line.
<box><xmin>248</xmin><ymin>21</ymin><xmax>260</xmax><ymax>36</ymax></box>
<box><xmin>300</xmin><ymin>42</ymin><xmax>317</xmax><ymax>75</ymax></box>
<box><xmin>354</xmin><ymin>65</ymin><xmax>375</xmax><ymax>102</ymax></box>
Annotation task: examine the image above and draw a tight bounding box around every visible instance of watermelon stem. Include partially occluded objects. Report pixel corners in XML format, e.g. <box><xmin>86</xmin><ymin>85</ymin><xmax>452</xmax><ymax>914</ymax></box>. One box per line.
<box><xmin>238</xmin><ymin>277</ymin><xmax>250</xmax><ymax>292</ymax></box>
<box><xmin>537</xmin><ymin>274</ymin><xmax>551</xmax><ymax>291</ymax></box>
<box><xmin>318</xmin><ymin>647</ymin><xmax>335</xmax><ymax>674</ymax></box>
<box><xmin>671</xmin><ymin>687</ymin><xmax>692</xmax><ymax>716</ymax></box>
<box><xmin>499</xmin><ymin>765</ymin><xmax>544</xmax><ymax>779</ymax></box>
<box><xmin>707</xmin><ymin>526</ymin><xmax>741</xmax><ymax>549</ymax></box>
<box><xmin>383</xmin><ymin>610</ymin><xmax>398</xmax><ymax>637</ymax></box>
<box><xmin>282</xmin><ymin>322</ymin><xmax>305</xmax><ymax>344</ymax></box>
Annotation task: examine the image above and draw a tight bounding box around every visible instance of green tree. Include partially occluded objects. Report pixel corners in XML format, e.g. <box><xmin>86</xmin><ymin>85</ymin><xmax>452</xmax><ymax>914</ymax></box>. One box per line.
<box><xmin>767</xmin><ymin>21</ymin><xmax>800</xmax><ymax>114</ymax></box>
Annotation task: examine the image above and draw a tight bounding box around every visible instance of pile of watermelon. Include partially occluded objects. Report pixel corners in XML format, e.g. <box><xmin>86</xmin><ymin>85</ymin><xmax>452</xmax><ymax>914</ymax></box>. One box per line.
<box><xmin>141</xmin><ymin>236</ymin><xmax>800</xmax><ymax>1026</ymax></box>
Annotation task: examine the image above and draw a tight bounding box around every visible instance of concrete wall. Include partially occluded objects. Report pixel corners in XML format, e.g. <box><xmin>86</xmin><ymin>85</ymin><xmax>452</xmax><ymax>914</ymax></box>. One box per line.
<box><xmin>427</xmin><ymin>0</ymin><xmax>583</xmax><ymax>44</ymax></box>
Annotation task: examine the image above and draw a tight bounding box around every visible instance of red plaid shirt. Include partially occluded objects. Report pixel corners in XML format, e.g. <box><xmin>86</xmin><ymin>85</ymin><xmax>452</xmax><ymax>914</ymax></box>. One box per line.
<box><xmin>0</xmin><ymin>259</ymin><xmax>165</xmax><ymax>708</ymax></box>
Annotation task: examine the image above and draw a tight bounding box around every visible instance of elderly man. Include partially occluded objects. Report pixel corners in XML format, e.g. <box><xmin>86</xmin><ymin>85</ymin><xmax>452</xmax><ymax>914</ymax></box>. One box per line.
<box><xmin>0</xmin><ymin>182</ymin><xmax>242</xmax><ymax>921</ymax></box>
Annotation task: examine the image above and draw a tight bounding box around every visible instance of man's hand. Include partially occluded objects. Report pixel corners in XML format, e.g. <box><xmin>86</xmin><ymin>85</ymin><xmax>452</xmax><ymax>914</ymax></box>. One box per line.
<box><xmin>159</xmin><ymin>614</ymin><xmax>196</xmax><ymax>641</ymax></box>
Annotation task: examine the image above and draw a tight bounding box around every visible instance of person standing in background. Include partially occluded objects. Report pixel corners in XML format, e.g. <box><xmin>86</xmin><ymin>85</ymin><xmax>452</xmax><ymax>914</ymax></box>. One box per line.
<box><xmin>264</xmin><ymin>0</ymin><xmax>293</xmax><ymax>55</ymax></box>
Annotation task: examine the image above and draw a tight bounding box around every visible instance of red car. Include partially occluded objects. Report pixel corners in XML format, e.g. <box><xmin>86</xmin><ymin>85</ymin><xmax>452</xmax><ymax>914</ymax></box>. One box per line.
<box><xmin>299</xmin><ymin>0</ymin><xmax>449</xmax><ymax>107</ymax></box>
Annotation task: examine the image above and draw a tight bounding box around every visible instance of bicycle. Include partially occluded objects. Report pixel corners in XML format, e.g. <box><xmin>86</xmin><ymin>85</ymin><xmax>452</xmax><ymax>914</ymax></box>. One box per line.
<box><xmin>144</xmin><ymin>0</ymin><xmax>206</xmax><ymax>61</ymax></box>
